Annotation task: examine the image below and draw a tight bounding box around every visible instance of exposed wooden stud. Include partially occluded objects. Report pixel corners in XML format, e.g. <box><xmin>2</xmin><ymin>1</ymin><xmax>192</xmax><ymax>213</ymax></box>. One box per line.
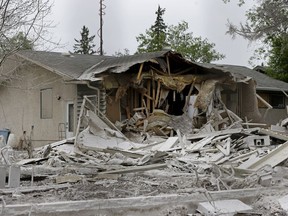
<box><xmin>144</xmin><ymin>93</ymin><xmax>154</xmax><ymax>101</ymax></box>
<box><xmin>126</xmin><ymin>88</ymin><xmax>131</xmax><ymax>119</ymax></box>
<box><xmin>136</xmin><ymin>63</ymin><xmax>144</xmax><ymax>82</ymax></box>
<box><xmin>155</xmin><ymin>80</ymin><xmax>161</xmax><ymax>108</ymax></box>
<box><xmin>166</xmin><ymin>55</ymin><xmax>171</xmax><ymax>75</ymax></box>
<box><xmin>152</xmin><ymin>73</ymin><xmax>156</xmax><ymax>112</ymax></box>
<box><xmin>147</xmin><ymin>80</ymin><xmax>151</xmax><ymax>113</ymax></box>
<box><xmin>141</xmin><ymin>93</ymin><xmax>144</xmax><ymax>107</ymax></box>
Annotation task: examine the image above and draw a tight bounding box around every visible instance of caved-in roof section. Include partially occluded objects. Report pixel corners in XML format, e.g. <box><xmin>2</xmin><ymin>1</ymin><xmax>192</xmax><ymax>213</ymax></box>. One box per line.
<box><xmin>81</xmin><ymin>50</ymin><xmax>234</xmax><ymax>81</ymax></box>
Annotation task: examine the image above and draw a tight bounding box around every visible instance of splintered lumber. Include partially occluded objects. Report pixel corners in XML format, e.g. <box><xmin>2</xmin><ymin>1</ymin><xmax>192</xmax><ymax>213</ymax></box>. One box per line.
<box><xmin>16</xmin><ymin>158</ymin><xmax>48</xmax><ymax>165</ymax></box>
<box><xmin>156</xmin><ymin>137</ymin><xmax>179</xmax><ymax>152</ymax></box>
<box><xmin>246</xmin><ymin>141</ymin><xmax>288</xmax><ymax>170</ymax></box>
<box><xmin>98</xmin><ymin>163</ymin><xmax>167</xmax><ymax>175</ymax></box>
<box><xmin>0</xmin><ymin>183</ymin><xmax>71</xmax><ymax>195</ymax></box>
<box><xmin>258</xmin><ymin>128</ymin><xmax>288</xmax><ymax>141</ymax></box>
<box><xmin>188</xmin><ymin>136</ymin><xmax>214</xmax><ymax>152</ymax></box>
<box><xmin>187</xmin><ymin>128</ymin><xmax>243</xmax><ymax>140</ymax></box>
<box><xmin>79</xmin><ymin>144</ymin><xmax>144</xmax><ymax>159</ymax></box>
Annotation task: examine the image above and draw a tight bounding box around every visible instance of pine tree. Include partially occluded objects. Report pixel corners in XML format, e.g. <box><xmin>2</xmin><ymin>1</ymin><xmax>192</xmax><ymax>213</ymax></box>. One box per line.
<box><xmin>136</xmin><ymin>5</ymin><xmax>167</xmax><ymax>53</ymax></box>
<box><xmin>73</xmin><ymin>25</ymin><xmax>96</xmax><ymax>55</ymax></box>
<box><xmin>151</xmin><ymin>5</ymin><xmax>167</xmax><ymax>51</ymax></box>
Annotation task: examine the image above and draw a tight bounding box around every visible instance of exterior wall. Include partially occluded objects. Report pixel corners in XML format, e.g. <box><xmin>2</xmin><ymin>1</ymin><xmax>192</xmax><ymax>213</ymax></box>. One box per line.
<box><xmin>259</xmin><ymin>108</ymin><xmax>287</xmax><ymax>125</ymax></box>
<box><xmin>0</xmin><ymin>60</ymin><xmax>77</xmax><ymax>147</ymax></box>
<box><xmin>258</xmin><ymin>92</ymin><xmax>288</xmax><ymax>125</ymax></box>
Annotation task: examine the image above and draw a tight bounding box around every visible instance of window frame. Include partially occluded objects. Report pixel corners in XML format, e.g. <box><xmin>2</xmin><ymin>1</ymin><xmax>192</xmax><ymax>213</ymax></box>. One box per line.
<box><xmin>40</xmin><ymin>88</ymin><xmax>53</xmax><ymax>119</ymax></box>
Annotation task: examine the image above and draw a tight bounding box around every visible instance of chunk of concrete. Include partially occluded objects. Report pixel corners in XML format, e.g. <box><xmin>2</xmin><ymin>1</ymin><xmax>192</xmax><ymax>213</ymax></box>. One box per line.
<box><xmin>8</xmin><ymin>165</ymin><xmax>20</xmax><ymax>188</ymax></box>
<box><xmin>243</xmin><ymin>135</ymin><xmax>270</xmax><ymax>148</ymax></box>
<box><xmin>259</xmin><ymin>174</ymin><xmax>272</xmax><ymax>187</ymax></box>
<box><xmin>197</xmin><ymin>199</ymin><xmax>253</xmax><ymax>215</ymax></box>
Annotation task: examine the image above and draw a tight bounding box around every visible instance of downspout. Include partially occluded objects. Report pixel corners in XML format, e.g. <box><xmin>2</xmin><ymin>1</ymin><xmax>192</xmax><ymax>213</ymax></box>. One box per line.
<box><xmin>86</xmin><ymin>81</ymin><xmax>100</xmax><ymax>115</ymax></box>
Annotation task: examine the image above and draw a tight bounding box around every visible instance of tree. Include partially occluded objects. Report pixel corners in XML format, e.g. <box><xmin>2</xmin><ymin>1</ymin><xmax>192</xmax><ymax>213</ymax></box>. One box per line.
<box><xmin>224</xmin><ymin>0</ymin><xmax>288</xmax><ymax>80</ymax></box>
<box><xmin>136</xmin><ymin>5</ymin><xmax>167</xmax><ymax>53</ymax></box>
<box><xmin>73</xmin><ymin>26</ymin><xmax>96</xmax><ymax>55</ymax></box>
<box><xmin>136</xmin><ymin>6</ymin><xmax>224</xmax><ymax>63</ymax></box>
<box><xmin>113</xmin><ymin>48</ymin><xmax>130</xmax><ymax>57</ymax></box>
<box><xmin>7</xmin><ymin>32</ymin><xmax>34</xmax><ymax>51</ymax></box>
<box><xmin>167</xmin><ymin>21</ymin><xmax>225</xmax><ymax>63</ymax></box>
<box><xmin>0</xmin><ymin>0</ymin><xmax>53</xmax><ymax>65</ymax></box>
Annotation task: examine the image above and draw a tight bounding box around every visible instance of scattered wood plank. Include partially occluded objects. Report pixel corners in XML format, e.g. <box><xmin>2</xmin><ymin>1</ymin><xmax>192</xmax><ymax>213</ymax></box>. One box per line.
<box><xmin>246</xmin><ymin>141</ymin><xmax>288</xmax><ymax>170</ymax></box>
<box><xmin>98</xmin><ymin>163</ymin><xmax>167</xmax><ymax>175</ymax></box>
<box><xmin>16</xmin><ymin>158</ymin><xmax>48</xmax><ymax>165</ymax></box>
<box><xmin>258</xmin><ymin>128</ymin><xmax>288</xmax><ymax>141</ymax></box>
<box><xmin>55</xmin><ymin>174</ymin><xmax>83</xmax><ymax>184</ymax></box>
<box><xmin>0</xmin><ymin>183</ymin><xmax>70</xmax><ymax>195</ymax></box>
<box><xmin>156</xmin><ymin>137</ymin><xmax>179</xmax><ymax>152</ymax></box>
<box><xmin>187</xmin><ymin>128</ymin><xmax>243</xmax><ymax>140</ymax></box>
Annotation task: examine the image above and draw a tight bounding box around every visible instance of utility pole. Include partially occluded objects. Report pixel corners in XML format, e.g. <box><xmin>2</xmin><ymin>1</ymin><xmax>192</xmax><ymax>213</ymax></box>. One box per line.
<box><xmin>99</xmin><ymin>0</ymin><xmax>105</xmax><ymax>55</ymax></box>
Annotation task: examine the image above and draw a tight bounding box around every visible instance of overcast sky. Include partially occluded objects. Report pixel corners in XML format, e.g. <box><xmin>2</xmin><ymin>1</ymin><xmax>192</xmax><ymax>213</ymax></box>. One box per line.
<box><xmin>49</xmin><ymin>0</ymin><xmax>257</xmax><ymax>67</ymax></box>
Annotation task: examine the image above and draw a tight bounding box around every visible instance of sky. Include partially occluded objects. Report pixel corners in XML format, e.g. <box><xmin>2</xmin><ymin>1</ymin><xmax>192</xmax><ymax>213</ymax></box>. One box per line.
<box><xmin>48</xmin><ymin>0</ymin><xmax>257</xmax><ymax>67</ymax></box>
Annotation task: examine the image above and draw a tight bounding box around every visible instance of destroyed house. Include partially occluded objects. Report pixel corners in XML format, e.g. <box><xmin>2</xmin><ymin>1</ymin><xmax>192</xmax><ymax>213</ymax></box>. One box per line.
<box><xmin>0</xmin><ymin>50</ymin><xmax>283</xmax><ymax>146</ymax></box>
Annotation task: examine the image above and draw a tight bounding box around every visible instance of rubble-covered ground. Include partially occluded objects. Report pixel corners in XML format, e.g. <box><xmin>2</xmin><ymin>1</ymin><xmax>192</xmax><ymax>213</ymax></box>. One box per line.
<box><xmin>3</xmin><ymin>99</ymin><xmax>288</xmax><ymax>215</ymax></box>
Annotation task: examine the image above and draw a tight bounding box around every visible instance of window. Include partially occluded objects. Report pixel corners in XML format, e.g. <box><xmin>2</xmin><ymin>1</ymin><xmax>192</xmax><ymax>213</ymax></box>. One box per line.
<box><xmin>257</xmin><ymin>92</ymin><xmax>286</xmax><ymax>109</ymax></box>
<box><xmin>270</xmin><ymin>94</ymin><xmax>285</xmax><ymax>109</ymax></box>
<box><xmin>40</xmin><ymin>88</ymin><xmax>53</xmax><ymax>119</ymax></box>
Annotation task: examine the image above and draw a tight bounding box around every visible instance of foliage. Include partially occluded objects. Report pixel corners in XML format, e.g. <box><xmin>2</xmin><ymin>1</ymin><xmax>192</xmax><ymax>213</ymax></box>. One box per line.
<box><xmin>226</xmin><ymin>0</ymin><xmax>288</xmax><ymax>40</ymax></box>
<box><xmin>136</xmin><ymin>6</ymin><xmax>224</xmax><ymax>63</ymax></box>
<box><xmin>167</xmin><ymin>21</ymin><xmax>225</xmax><ymax>63</ymax></box>
<box><xmin>267</xmin><ymin>35</ymin><xmax>288</xmax><ymax>73</ymax></box>
<box><xmin>0</xmin><ymin>0</ymin><xmax>53</xmax><ymax>65</ymax></box>
<box><xmin>136</xmin><ymin>5</ymin><xmax>167</xmax><ymax>53</ymax></box>
<box><xmin>225</xmin><ymin>0</ymin><xmax>288</xmax><ymax>81</ymax></box>
<box><xmin>113</xmin><ymin>48</ymin><xmax>130</xmax><ymax>57</ymax></box>
<box><xmin>73</xmin><ymin>25</ymin><xmax>96</xmax><ymax>55</ymax></box>
<box><xmin>10</xmin><ymin>32</ymin><xmax>33</xmax><ymax>50</ymax></box>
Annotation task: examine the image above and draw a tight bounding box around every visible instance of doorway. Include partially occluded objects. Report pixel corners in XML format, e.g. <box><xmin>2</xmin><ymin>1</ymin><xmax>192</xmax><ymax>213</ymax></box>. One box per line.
<box><xmin>66</xmin><ymin>102</ymin><xmax>74</xmax><ymax>138</ymax></box>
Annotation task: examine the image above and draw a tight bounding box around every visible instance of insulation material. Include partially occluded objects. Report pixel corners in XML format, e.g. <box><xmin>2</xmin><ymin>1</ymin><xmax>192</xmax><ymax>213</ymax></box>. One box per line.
<box><xmin>194</xmin><ymin>79</ymin><xmax>218</xmax><ymax>112</ymax></box>
<box><xmin>154</xmin><ymin>74</ymin><xmax>195</xmax><ymax>92</ymax></box>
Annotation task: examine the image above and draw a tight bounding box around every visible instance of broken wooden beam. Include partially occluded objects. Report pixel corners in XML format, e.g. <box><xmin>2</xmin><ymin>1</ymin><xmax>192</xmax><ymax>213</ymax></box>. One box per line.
<box><xmin>0</xmin><ymin>183</ymin><xmax>70</xmax><ymax>195</ymax></box>
<box><xmin>98</xmin><ymin>163</ymin><xmax>167</xmax><ymax>175</ymax></box>
<box><xmin>258</xmin><ymin>128</ymin><xmax>288</xmax><ymax>141</ymax></box>
<box><xmin>246</xmin><ymin>141</ymin><xmax>288</xmax><ymax>170</ymax></box>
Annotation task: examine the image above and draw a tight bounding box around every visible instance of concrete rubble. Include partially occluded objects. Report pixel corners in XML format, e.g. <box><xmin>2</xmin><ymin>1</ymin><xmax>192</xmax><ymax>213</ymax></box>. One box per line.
<box><xmin>2</xmin><ymin>95</ymin><xmax>288</xmax><ymax>215</ymax></box>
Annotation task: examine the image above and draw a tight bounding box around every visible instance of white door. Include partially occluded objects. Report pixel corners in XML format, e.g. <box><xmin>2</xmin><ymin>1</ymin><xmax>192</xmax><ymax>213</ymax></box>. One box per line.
<box><xmin>66</xmin><ymin>102</ymin><xmax>74</xmax><ymax>138</ymax></box>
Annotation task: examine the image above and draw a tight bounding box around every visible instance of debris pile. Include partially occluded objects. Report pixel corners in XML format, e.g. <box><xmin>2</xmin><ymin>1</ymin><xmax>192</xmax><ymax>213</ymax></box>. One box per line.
<box><xmin>2</xmin><ymin>95</ymin><xmax>288</xmax><ymax>215</ymax></box>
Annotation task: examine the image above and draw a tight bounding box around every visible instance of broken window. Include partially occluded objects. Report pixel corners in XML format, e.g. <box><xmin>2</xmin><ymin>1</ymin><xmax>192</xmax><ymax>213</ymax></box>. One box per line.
<box><xmin>40</xmin><ymin>88</ymin><xmax>53</xmax><ymax>119</ymax></box>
